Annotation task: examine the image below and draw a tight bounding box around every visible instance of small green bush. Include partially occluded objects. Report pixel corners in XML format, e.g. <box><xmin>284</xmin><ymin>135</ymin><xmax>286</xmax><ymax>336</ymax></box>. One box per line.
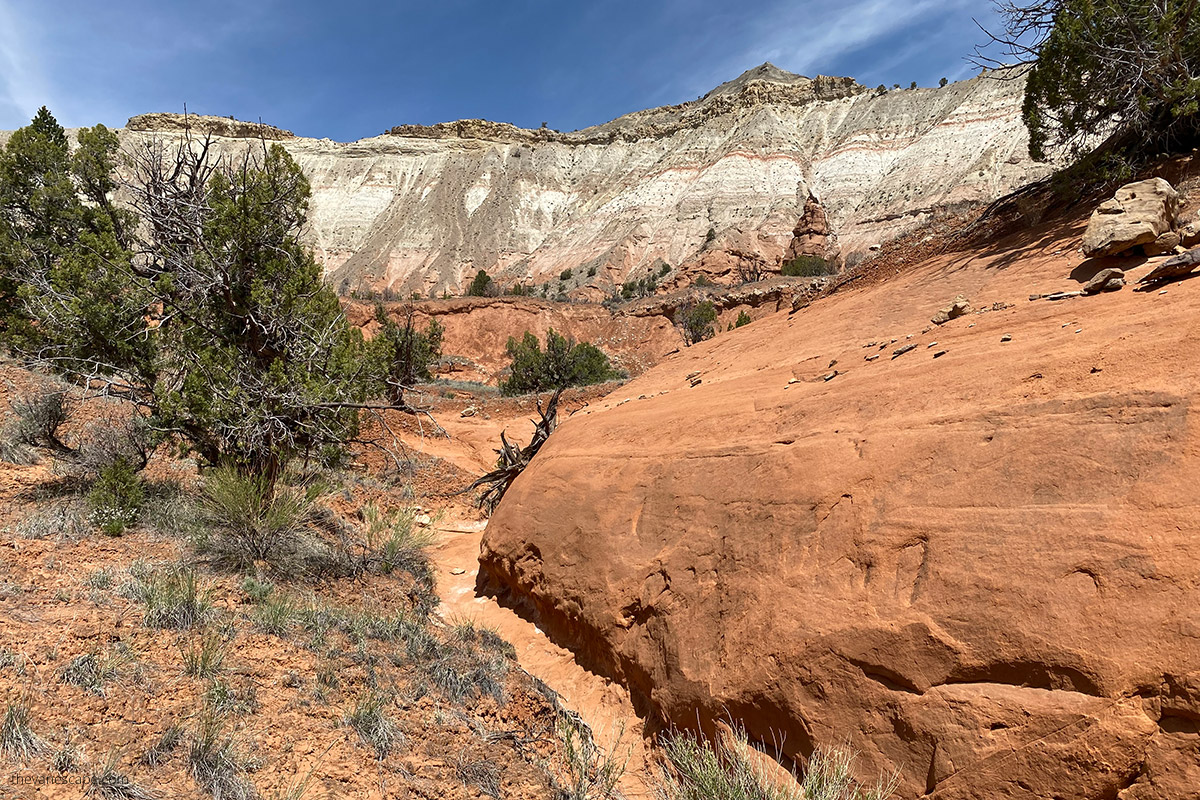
<box><xmin>87</xmin><ymin>457</ymin><xmax>143</xmax><ymax>536</ymax></box>
<box><xmin>560</xmin><ymin>268</ymin><xmax>573</xmax><ymax>280</ymax></box>
<box><xmin>678</xmin><ymin>301</ymin><xmax>717</xmax><ymax>346</ymax></box>
<box><xmin>500</xmin><ymin>329</ymin><xmax>621</xmax><ymax>396</ymax></box>
<box><xmin>782</xmin><ymin>255</ymin><xmax>835</xmax><ymax>277</ymax></box>
<box><xmin>466</xmin><ymin>269</ymin><xmax>494</xmax><ymax>296</ymax></box>
<box><xmin>735</xmin><ymin>311</ymin><xmax>752</xmax><ymax>328</ymax></box>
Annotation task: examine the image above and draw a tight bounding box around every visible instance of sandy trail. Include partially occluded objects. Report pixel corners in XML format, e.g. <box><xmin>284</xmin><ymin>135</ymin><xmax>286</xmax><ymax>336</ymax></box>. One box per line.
<box><xmin>430</xmin><ymin>513</ymin><xmax>655</xmax><ymax>799</ymax></box>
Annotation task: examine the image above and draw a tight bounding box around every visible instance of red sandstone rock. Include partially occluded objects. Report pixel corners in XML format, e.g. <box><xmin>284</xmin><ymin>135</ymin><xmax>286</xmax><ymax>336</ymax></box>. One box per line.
<box><xmin>480</xmin><ymin>210</ymin><xmax>1200</xmax><ymax>800</ymax></box>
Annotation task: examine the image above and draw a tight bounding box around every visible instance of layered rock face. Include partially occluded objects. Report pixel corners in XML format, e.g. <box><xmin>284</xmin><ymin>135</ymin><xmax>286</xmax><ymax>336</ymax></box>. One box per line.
<box><xmin>108</xmin><ymin>64</ymin><xmax>1049</xmax><ymax>295</ymax></box>
<box><xmin>479</xmin><ymin>210</ymin><xmax>1200</xmax><ymax>798</ymax></box>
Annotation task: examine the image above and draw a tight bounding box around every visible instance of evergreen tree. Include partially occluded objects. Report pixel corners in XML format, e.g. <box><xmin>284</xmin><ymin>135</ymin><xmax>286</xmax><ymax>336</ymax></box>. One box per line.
<box><xmin>678</xmin><ymin>301</ymin><xmax>717</xmax><ymax>346</ymax></box>
<box><xmin>980</xmin><ymin>0</ymin><xmax>1200</xmax><ymax>159</ymax></box>
<box><xmin>500</xmin><ymin>329</ymin><xmax>620</xmax><ymax>395</ymax></box>
<box><xmin>367</xmin><ymin>304</ymin><xmax>444</xmax><ymax>404</ymax></box>
<box><xmin>1</xmin><ymin>111</ymin><xmax>388</xmax><ymax>494</ymax></box>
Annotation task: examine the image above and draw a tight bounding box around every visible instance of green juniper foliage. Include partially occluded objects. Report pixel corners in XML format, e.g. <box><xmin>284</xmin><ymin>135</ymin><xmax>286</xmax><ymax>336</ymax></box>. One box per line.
<box><xmin>678</xmin><ymin>301</ymin><xmax>718</xmax><ymax>346</ymax></box>
<box><xmin>466</xmin><ymin>269</ymin><xmax>493</xmax><ymax>296</ymax></box>
<box><xmin>366</xmin><ymin>304</ymin><xmax>444</xmax><ymax>405</ymax></box>
<box><xmin>0</xmin><ymin>109</ymin><xmax>389</xmax><ymax>496</ymax></box>
<box><xmin>985</xmin><ymin>0</ymin><xmax>1200</xmax><ymax>160</ymax></box>
<box><xmin>499</xmin><ymin>329</ymin><xmax>620</xmax><ymax>396</ymax></box>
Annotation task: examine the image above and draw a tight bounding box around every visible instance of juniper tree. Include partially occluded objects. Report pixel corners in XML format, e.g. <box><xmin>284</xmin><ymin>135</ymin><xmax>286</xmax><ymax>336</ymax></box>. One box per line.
<box><xmin>499</xmin><ymin>329</ymin><xmax>619</xmax><ymax>396</ymax></box>
<box><xmin>366</xmin><ymin>303</ymin><xmax>444</xmax><ymax>405</ymax></box>
<box><xmin>0</xmin><ymin>109</ymin><xmax>393</xmax><ymax>494</ymax></box>
<box><xmin>976</xmin><ymin>0</ymin><xmax>1200</xmax><ymax>159</ymax></box>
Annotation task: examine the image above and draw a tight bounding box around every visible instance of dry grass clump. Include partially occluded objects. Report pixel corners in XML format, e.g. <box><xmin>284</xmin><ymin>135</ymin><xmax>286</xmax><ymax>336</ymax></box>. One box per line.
<box><xmin>124</xmin><ymin>566</ymin><xmax>215</xmax><ymax>630</ymax></box>
<box><xmin>658</xmin><ymin>724</ymin><xmax>897</xmax><ymax>800</ymax></box>
<box><xmin>556</xmin><ymin>713</ymin><xmax>628</xmax><ymax>800</ymax></box>
<box><xmin>85</xmin><ymin>751</ymin><xmax>156</xmax><ymax>799</ymax></box>
<box><xmin>181</xmin><ymin>631</ymin><xmax>227</xmax><ymax>678</ymax></box>
<box><xmin>187</xmin><ymin>713</ymin><xmax>257</xmax><ymax>800</ymax></box>
<box><xmin>0</xmin><ymin>699</ymin><xmax>42</xmax><ymax>760</ymax></box>
<box><xmin>344</xmin><ymin>690</ymin><xmax>401</xmax><ymax>760</ymax></box>
<box><xmin>59</xmin><ymin>645</ymin><xmax>135</xmax><ymax>695</ymax></box>
<box><xmin>9</xmin><ymin>497</ymin><xmax>90</xmax><ymax>540</ymax></box>
<box><xmin>140</xmin><ymin>722</ymin><xmax>185</xmax><ymax>768</ymax></box>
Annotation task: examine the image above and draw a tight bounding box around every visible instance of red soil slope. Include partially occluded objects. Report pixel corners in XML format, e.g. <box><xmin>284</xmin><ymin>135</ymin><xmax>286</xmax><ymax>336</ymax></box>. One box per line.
<box><xmin>479</xmin><ymin>206</ymin><xmax>1200</xmax><ymax>798</ymax></box>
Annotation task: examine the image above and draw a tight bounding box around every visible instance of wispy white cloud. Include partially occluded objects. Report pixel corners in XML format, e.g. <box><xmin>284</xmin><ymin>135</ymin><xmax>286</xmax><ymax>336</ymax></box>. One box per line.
<box><xmin>671</xmin><ymin>0</ymin><xmax>977</xmax><ymax>99</ymax></box>
<box><xmin>0</xmin><ymin>1</ymin><xmax>55</xmax><ymax>128</ymax></box>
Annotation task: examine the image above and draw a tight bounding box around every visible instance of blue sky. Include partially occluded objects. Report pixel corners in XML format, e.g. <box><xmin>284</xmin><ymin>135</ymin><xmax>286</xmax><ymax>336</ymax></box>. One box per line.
<box><xmin>0</xmin><ymin>0</ymin><xmax>1002</xmax><ymax>140</ymax></box>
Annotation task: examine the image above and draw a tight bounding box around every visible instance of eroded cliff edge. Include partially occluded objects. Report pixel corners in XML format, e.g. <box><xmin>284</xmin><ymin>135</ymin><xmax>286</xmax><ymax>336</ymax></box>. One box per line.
<box><xmin>112</xmin><ymin>64</ymin><xmax>1050</xmax><ymax>296</ymax></box>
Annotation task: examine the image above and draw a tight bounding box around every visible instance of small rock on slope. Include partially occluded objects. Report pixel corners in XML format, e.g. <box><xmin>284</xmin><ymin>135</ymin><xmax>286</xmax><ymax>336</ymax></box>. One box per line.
<box><xmin>931</xmin><ymin>295</ymin><xmax>972</xmax><ymax>325</ymax></box>
<box><xmin>1083</xmin><ymin>268</ymin><xmax>1126</xmax><ymax>294</ymax></box>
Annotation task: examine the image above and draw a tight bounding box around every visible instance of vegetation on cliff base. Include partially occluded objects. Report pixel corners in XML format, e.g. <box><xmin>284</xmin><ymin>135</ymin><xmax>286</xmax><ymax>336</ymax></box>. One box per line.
<box><xmin>659</xmin><ymin>725</ymin><xmax>897</xmax><ymax>800</ymax></box>
<box><xmin>499</xmin><ymin>329</ymin><xmax>620</xmax><ymax>396</ymax></box>
<box><xmin>678</xmin><ymin>301</ymin><xmax>718</xmax><ymax>346</ymax></box>
<box><xmin>782</xmin><ymin>255</ymin><xmax>836</xmax><ymax>277</ymax></box>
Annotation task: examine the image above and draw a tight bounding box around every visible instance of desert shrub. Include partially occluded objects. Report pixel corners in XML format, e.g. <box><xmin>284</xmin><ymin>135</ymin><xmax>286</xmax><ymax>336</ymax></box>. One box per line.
<box><xmin>59</xmin><ymin>646</ymin><xmax>133</xmax><ymax>694</ymax></box>
<box><xmin>10</xmin><ymin>498</ymin><xmax>89</xmax><ymax>540</ymax></box>
<box><xmin>560</xmin><ymin>268</ymin><xmax>573</xmax><ymax>280</ymax></box>
<box><xmin>658</xmin><ymin>725</ymin><xmax>897</xmax><ymax>800</ymax></box>
<box><xmin>359</xmin><ymin>502</ymin><xmax>436</xmax><ymax>577</ymax></box>
<box><xmin>557</xmin><ymin>714</ymin><xmax>628</xmax><ymax>800</ymax></box>
<box><xmin>455</xmin><ymin>755</ymin><xmax>502</xmax><ymax>798</ymax></box>
<box><xmin>735</xmin><ymin>311</ymin><xmax>751</xmax><ymax>328</ymax></box>
<box><xmin>181</xmin><ymin>631</ymin><xmax>227</xmax><ymax>678</ymax></box>
<box><xmin>1</xmin><ymin>388</ymin><xmax>71</xmax><ymax>461</ymax></box>
<box><xmin>425</xmin><ymin>619</ymin><xmax>512</xmax><ymax>703</ymax></box>
<box><xmin>678</xmin><ymin>301</ymin><xmax>717</xmax><ymax>346</ymax></box>
<box><xmin>188</xmin><ymin>714</ymin><xmax>256</xmax><ymax>799</ymax></box>
<box><xmin>140</xmin><ymin>723</ymin><xmax>184</xmax><ymax>767</ymax></box>
<box><xmin>466</xmin><ymin>269</ymin><xmax>494</xmax><ymax>296</ymax></box>
<box><xmin>782</xmin><ymin>255</ymin><xmax>835</xmax><ymax>277</ymax></box>
<box><xmin>86</xmin><ymin>751</ymin><xmax>155</xmax><ymax>799</ymax></box>
<box><xmin>252</xmin><ymin>593</ymin><xmax>297</xmax><ymax>636</ymax></box>
<box><xmin>344</xmin><ymin>691</ymin><xmax>401</xmax><ymax>760</ymax></box>
<box><xmin>74</xmin><ymin>413</ymin><xmax>150</xmax><ymax>477</ymax></box>
<box><xmin>0</xmin><ymin>699</ymin><xmax>40</xmax><ymax>760</ymax></box>
<box><xmin>500</xmin><ymin>329</ymin><xmax>621</xmax><ymax>396</ymax></box>
<box><xmin>203</xmin><ymin>679</ymin><xmax>259</xmax><ymax>717</ymax></box>
<box><xmin>199</xmin><ymin>465</ymin><xmax>329</xmax><ymax>575</ymax></box>
<box><xmin>131</xmin><ymin>567</ymin><xmax>214</xmax><ymax>630</ymax></box>
<box><xmin>50</xmin><ymin>736</ymin><xmax>83</xmax><ymax>773</ymax></box>
<box><xmin>87</xmin><ymin>457</ymin><xmax>144</xmax><ymax>536</ymax></box>
<box><xmin>240</xmin><ymin>576</ymin><xmax>275</xmax><ymax>603</ymax></box>
<box><xmin>86</xmin><ymin>568</ymin><xmax>114</xmax><ymax>589</ymax></box>
<box><xmin>587</xmin><ymin>265</ymin><xmax>598</xmax><ymax>277</ymax></box>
